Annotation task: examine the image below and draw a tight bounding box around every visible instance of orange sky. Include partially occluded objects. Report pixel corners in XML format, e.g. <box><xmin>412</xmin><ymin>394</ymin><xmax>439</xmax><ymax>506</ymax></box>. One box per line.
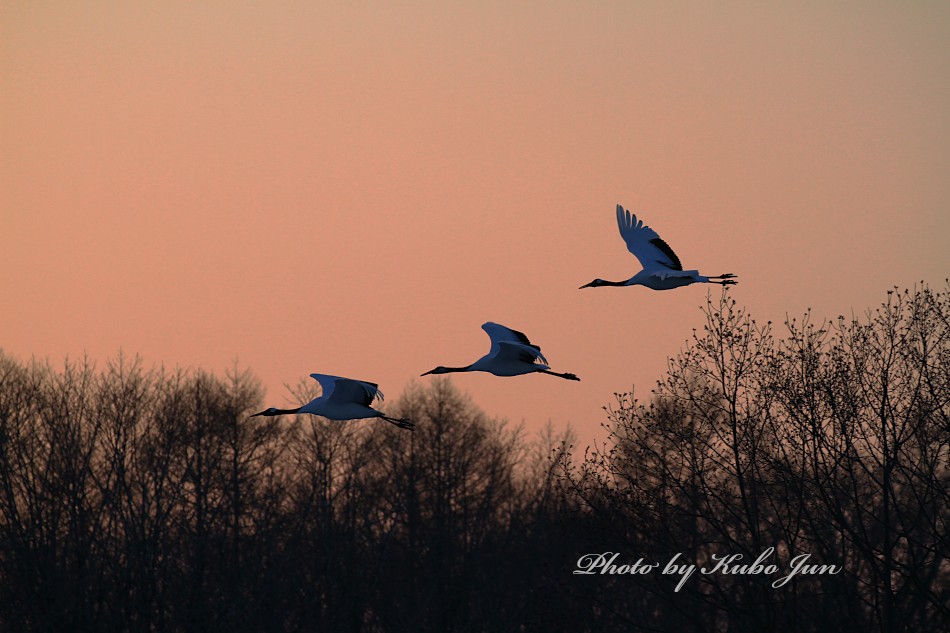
<box><xmin>2</xmin><ymin>2</ymin><xmax>948</xmax><ymax>448</ymax></box>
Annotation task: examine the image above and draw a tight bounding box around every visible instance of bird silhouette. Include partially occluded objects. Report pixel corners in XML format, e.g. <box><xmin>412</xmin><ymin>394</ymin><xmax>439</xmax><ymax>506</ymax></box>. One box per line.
<box><xmin>581</xmin><ymin>204</ymin><xmax>737</xmax><ymax>291</ymax></box>
<box><xmin>251</xmin><ymin>373</ymin><xmax>414</xmax><ymax>430</ymax></box>
<box><xmin>422</xmin><ymin>322</ymin><xmax>580</xmax><ymax>381</ymax></box>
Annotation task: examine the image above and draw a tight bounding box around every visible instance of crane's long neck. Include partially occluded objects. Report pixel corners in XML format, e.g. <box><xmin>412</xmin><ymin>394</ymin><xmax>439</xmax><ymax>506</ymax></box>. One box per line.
<box><xmin>581</xmin><ymin>278</ymin><xmax>633</xmax><ymax>288</ymax></box>
<box><xmin>440</xmin><ymin>365</ymin><xmax>473</xmax><ymax>373</ymax></box>
<box><xmin>423</xmin><ymin>364</ymin><xmax>476</xmax><ymax>377</ymax></box>
<box><xmin>252</xmin><ymin>406</ymin><xmax>302</xmax><ymax>417</ymax></box>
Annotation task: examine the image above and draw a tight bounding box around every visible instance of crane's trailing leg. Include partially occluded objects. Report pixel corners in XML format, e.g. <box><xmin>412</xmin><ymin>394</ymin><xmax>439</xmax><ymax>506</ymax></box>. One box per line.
<box><xmin>541</xmin><ymin>370</ymin><xmax>581</xmax><ymax>381</ymax></box>
<box><xmin>381</xmin><ymin>415</ymin><xmax>415</xmax><ymax>430</ymax></box>
<box><xmin>707</xmin><ymin>273</ymin><xmax>737</xmax><ymax>285</ymax></box>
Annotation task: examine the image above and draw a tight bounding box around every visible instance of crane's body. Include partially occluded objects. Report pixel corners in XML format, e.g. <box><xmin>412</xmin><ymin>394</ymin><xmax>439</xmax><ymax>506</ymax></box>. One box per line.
<box><xmin>581</xmin><ymin>205</ymin><xmax>737</xmax><ymax>291</ymax></box>
<box><xmin>251</xmin><ymin>373</ymin><xmax>414</xmax><ymax>430</ymax></box>
<box><xmin>422</xmin><ymin>322</ymin><xmax>579</xmax><ymax>381</ymax></box>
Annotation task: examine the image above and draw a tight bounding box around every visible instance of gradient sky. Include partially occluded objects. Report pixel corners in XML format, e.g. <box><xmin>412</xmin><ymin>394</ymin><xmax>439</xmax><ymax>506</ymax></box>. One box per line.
<box><xmin>3</xmin><ymin>2</ymin><xmax>948</xmax><ymax>448</ymax></box>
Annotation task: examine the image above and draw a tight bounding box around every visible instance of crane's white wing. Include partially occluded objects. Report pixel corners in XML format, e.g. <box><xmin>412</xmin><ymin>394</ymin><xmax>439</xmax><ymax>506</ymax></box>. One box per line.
<box><xmin>482</xmin><ymin>322</ymin><xmax>534</xmax><ymax>346</ymax></box>
<box><xmin>493</xmin><ymin>341</ymin><xmax>549</xmax><ymax>367</ymax></box>
<box><xmin>309</xmin><ymin>373</ymin><xmax>382</xmax><ymax>406</ymax></box>
<box><xmin>481</xmin><ymin>322</ymin><xmax>546</xmax><ymax>359</ymax></box>
<box><xmin>616</xmin><ymin>204</ymin><xmax>683</xmax><ymax>271</ymax></box>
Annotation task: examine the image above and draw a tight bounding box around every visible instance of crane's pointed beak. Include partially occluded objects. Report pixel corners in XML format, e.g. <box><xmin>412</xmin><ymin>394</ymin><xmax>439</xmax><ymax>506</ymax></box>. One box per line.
<box><xmin>579</xmin><ymin>281</ymin><xmax>594</xmax><ymax>289</ymax></box>
<box><xmin>420</xmin><ymin>369</ymin><xmax>435</xmax><ymax>376</ymax></box>
<box><xmin>249</xmin><ymin>409</ymin><xmax>266</xmax><ymax>418</ymax></box>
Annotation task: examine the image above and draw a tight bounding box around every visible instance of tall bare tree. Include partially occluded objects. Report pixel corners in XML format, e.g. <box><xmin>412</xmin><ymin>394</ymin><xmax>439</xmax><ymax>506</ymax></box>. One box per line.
<box><xmin>565</xmin><ymin>284</ymin><xmax>950</xmax><ymax>632</ymax></box>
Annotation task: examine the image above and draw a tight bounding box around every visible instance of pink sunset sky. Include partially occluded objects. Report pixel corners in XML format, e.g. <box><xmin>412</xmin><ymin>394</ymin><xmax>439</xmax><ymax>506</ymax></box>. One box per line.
<box><xmin>2</xmin><ymin>2</ymin><xmax>948</xmax><ymax>447</ymax></box>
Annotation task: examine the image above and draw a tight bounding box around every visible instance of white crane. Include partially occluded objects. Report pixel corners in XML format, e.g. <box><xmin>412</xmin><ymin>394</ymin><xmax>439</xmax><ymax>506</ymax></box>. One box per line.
<box><xmin>580</xmin><ymin>204</ymin><xmax>737</xmax><ymax>291</ymax></box>
<box><xmin>251</xmin><ymin>373</ymin><xmax>414</xmax><ymax>430</ymax></box>
<box><xmin>422</xmin><ymin>322</ymin><xmax>580</xmax><ymax>381</ymax></box>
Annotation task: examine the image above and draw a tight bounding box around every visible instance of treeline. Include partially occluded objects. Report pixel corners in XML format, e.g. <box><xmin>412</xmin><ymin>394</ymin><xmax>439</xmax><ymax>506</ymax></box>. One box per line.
<box><xmin>563</xmin><ymin>283</ymin><xmax>950</xmax><ymax>632</ymax></box>
<box><xmin>1</xmin><ymin>283</ymin><xmax>947</xmax><ymax>632</ymax></box>
<box><xmin>0</xmin><ymin>355</ymin><xmax>579</xmax><ymax>632</ymax></box>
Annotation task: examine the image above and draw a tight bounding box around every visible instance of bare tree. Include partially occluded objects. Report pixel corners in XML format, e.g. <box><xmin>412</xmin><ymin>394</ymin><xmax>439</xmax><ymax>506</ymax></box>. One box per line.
<box><xmin>565</xmin><ymin>283</ymin><xmax>950</xmax><ymax>632</ymax></box>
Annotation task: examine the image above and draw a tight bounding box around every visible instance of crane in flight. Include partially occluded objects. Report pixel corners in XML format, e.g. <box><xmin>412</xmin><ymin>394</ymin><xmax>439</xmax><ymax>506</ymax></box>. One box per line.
<box><xmin>580</xmin><ymin>204</ymin><xmax>737</xmax><ymax>291</ymax></box>
<box><xmin>422</xmin><ymin>322</ymin><xmax>580</xmax><ymax>381</ymax></box>
<box><xmin>251</xmin><ymin>373</ymin><xmax>414</xmax><ymax>430</ymax></box>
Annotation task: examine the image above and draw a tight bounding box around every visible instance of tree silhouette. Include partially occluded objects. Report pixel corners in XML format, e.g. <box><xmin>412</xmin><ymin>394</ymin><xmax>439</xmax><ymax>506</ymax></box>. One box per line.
<box><xmin>564</xmin><ymin>283</ymin><xmax>950</xmax><ymax>632</ymax></box>
<box><xmin>0</xmin><ymin>282</ymin><xmax>946</xmax><ymax>632</ymax></box>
